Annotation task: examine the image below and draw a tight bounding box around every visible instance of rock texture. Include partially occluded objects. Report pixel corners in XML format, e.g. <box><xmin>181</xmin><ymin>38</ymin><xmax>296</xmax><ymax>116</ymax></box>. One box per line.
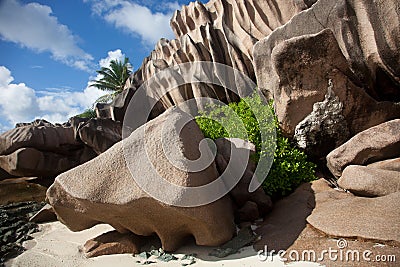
<box><xmin>327</xmin><ymin>119</ymin><xmax>400</xmax><ymax>178</ymax></box>
<box><xmin>255</xmin><ymin>178</ymin><xmax>400</xmax><ymax>265</ymax></box>
<box><xmin>83</xmin><ymin>231</ymin><xmax>142</xmax><ymax>258</ymax></box>
<box><xmin>214</xmin><ymin>138</ymin><xmax>272</xmax><ymax>221</ymax></box>
<box><xmin>254</xmin><ymin>181</ymin><xmax>317</xmax><ymax>252</ymax></box>
<box><xmin>77</xmin><ymin>118</ymin><xmax>122</xmax><ymax>155</ymax></box>
<box><xmin>99</xmin><ymin>0</ymin><xmax>313</xmax><ymax>121</ymax></box>
<box><xmin>307</xmin><ymin>192</ymin><xmax>400</xmax><ymax>244</ymax></box>
<box><xmin>338</xmin><ymin>165</ymin><xmax>400</xmax><ymax>197</ymax></box>
<box><xmin>0</xmin><ymin>0</ymin><xmax>316</xmax><ymax>178</ymax></box>
<box><xmin>254</xmin><ymin>0</ymin><xmax>400</xmax><ymax>157</ymax></box>
<box><xmin>0</xmin><ymin>118</ymin><xmax>121</xmax><ymax>178</ymax></box>
<box><xmin>286</xmin><ymin>224</ymin><xmax>400</xmax><ymax>267</ymax></box>
<box><xmin>47</xmin><ymin>108</ymin><xmax>235</xmax><ymax>253</ymax></box>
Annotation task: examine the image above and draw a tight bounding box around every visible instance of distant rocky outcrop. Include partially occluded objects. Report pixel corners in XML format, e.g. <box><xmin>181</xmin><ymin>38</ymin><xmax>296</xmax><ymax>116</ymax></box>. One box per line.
<box><xmin>0</xmin><ymin>118</ymin><xmax>121</xmax><ymax>178</ymax></box>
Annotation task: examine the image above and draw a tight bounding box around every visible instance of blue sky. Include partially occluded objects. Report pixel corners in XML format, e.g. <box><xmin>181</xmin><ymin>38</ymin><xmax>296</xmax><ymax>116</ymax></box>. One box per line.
<box><xmin>0</xmin><ymin>0</ymin><xmax>201</xmax><ymax>133</ymax></box>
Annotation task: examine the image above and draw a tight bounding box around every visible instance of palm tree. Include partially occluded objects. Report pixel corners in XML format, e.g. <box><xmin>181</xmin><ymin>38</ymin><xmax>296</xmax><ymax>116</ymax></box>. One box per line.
<box><xmin>90</xmin><ymin>57</ymin><xmax>132</xmax><ymax>103</ymax></box>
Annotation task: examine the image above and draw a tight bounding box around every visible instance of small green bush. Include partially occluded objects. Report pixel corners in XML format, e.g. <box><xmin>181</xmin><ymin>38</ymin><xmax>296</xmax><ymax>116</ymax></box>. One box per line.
<box><xmin>195</xmin><ymin>92</ymin><xmax>316</xmax><ymax>197</ymax></box>
<box><xmin>76</xmin><ymin>108</ymin><xmax>97</xmax><ymax>119</ymax></box>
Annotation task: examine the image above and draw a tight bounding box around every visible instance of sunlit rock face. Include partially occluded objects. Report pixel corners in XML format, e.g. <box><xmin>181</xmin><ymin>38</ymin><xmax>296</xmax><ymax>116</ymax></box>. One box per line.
<box><xmin>99</xmin><ymin>0</ymin><xmax>312</xmax><ymax>122</ymax></box>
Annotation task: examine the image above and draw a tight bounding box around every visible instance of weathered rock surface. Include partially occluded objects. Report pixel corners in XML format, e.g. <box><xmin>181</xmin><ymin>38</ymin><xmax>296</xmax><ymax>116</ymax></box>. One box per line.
<box><xmin>0</xmin><ymin>147</ymin><xmax>92</xmax><ymax>177</ymax></box>
<box><xmin>0</xmin><ymin>117</ymin><xmax>122</xmax><ymax>178</ymax></box>
<box><xmin>83</xmin><ymin>231</ymin><xmax>142</xmax><ymax>258</ymax></box>
<box><xmin>77</xmin><ymin>118</ymin><xmax>122</xmax><ymax>155</ymax></box>
<box><xmin>47</xmin><ymin>108</ymin><xmax>235</xmax><ymax>254</ymax></box>
<box><xmin>0</xmin><ymin>178</ymin><xmax>47</xmax><ymax>205</ymax></box>
<box><xmin>307</xmin><ymin>192</ymin><xmax>400</xmax><ymax>244</ymax></box>
<box><xmin>254</xmin><ymin>0</ymin><xmax>400</xmax><ymax>156</ymax></box>
<box><xmin>0</xmin><ymin>120</ymin><xmax>80</xmax><ymax>156</ymax></box>
<box><xmin>99</xmin><ymin>0</ymin><xmax>312</xmax><ymax>121</ymax></box>
<box><xmin>287</xmin><ymin>224</ymin><xmax>400</xmax><ymax>267</ymax></box>
<box><xmin>368</xmin><ymin>157</ymin><xmax>400</xmax><ymax>171</ymax></box>
<box><xmin>338</xmin><ymin>165</ymin><xmax>400</xmax><ymax>197</ymax></box>
<box><xmin>29</xmin><ymin>204</ymin><xmax>57</xmax><ymax>223</ymax></box>
<box><xmin>214</xmin><ymin>138</ymin><xmax>272</xmax><ymax>220</ymax></box>
<box><xmin>255</xmin><ymin>177</ymin><xmax>400</xmax><ymax>265</ymax></box>
<box><xmin>254</xmin><ymin>179</ymin><xmax>337</xmax><ymax>252</ymax></box>
<box><xmin>327</xmin><ymin>119</ymin><xmax>400</xmax><ymax>178</ymax></box>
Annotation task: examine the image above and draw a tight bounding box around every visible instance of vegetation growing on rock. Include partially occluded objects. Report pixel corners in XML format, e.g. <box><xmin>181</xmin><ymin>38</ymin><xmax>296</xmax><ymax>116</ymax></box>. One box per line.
<box><xmin>196</xmin><ymin>93</ymin><xmax>317</xmax><ymax>197</ymax></box>
<box><xmin>76</xmin><ymin>108</ymin><xmax>97</xmax><ymax>119</ymax></box>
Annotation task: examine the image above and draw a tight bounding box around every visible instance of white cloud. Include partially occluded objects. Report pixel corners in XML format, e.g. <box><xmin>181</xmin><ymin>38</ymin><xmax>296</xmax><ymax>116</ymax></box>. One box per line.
<box><xmin>91</xmin><ymin>49</ymin><xmax>132</xmax><ymax>86</ymax></box>
<box><xmin>0</xmin><ymin>47</ymin><xmax>130</xmax><ymax>131</ymax></box>
<box><xmin>0</xmin><ymin>47</ymin><xmax>129</xmax><ymax>131</ymax></box>
<box><xmin>85</xmin><ymin>0</ymin><xmax>176</xmax><ymax>46</ymax></box>
<box><xmin>0</xmin><ymin>0</ymin><xmax>93</xmax><ymax>71</ymax></box>
<box><xmin>0</xmin><ymin>66</ymin><xmax>105</xmax><ymax>130</ymax></box>
<box><xmin>99</xmin><ymin>49</ymin><xmax>125</xmax><ymax>68</ymax></box>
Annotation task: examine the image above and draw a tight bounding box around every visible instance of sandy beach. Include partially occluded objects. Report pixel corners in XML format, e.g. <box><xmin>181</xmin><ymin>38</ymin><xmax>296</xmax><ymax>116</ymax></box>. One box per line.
<box><xmin>7</xmin><ymin>222</ymin><xmax>322</xmax><ymax>267</ymax></box>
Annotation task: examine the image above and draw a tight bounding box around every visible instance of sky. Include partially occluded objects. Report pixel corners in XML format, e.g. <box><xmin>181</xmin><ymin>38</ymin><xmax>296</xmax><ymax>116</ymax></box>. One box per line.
<box><xmin>0</xmin><ymin>0</ymin><xmax>202</xmax><ymax>133</ymax></box>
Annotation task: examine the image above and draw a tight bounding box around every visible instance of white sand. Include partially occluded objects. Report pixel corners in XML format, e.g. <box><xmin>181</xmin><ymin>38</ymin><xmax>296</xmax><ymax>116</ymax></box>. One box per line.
<box><xmin>7</xmin><ymin>222</ymin><xmax>323</xmax><ymax>267</ymax></box>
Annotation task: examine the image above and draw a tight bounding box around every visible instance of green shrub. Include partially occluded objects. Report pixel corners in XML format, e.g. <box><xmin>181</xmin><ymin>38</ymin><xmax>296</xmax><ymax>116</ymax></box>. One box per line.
<box><xmin>195</xmin><ymin>92</ymin><xmax>316</xmax><ymax>197</ymax></box>
<box><xmin>76</xmin><ymin>108</ymin><xmax>97</xmax><ymax>119</ymax></box>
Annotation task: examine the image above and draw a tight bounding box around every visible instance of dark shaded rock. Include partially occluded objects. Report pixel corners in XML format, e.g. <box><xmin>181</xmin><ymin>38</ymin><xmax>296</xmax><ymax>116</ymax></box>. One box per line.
<box><xmin>78</xmin><ymin>118</ymin><xmax>122</xmax><ymax>154</ymax></box>
<box><xmin>0</xmin><ymin>178</ymin><xmax>46</xmax><ymax>205</ymax></box>
<box><xmin>254</xmin><ymin>181</ymin><xmax>317</xmax><ymax>252</ymax></box>
<box><xmin>327</xmin><ymin>119</ymin><xmax>400</xmax><ymax>178</ymax></box>
<box><xmin>236</xmin><ymin>201</ymin><xmax>259</xmax><ymax>222</ymax></box>
<box><xmin>214</xmin><ymin>138</ymin><xmax>273</xmax><ymax>221</ymax></box>
<box><xmin>0</xmin><ymin>120</ymin><xmax>98</xmax><ymax>178</ymax></box>
<box><xmin>0</xmin><ymin>168</ymin><xmax>14</xmax><ymax>181</ymax></box>
<box><xmin>0</xmin><ymin>201</ymin><xmax>45</xmax><ymax>265</ymax></box>
<box><xmin>338</xmin><ymin>165</ymin><xmax>400</xmax><ymax>197</ymax></box>
<box><xmin>15</xmin><ymin>119</ymin><xmax>55</xmax><ymax>128</ymax></box>
<box><xmin>0</xmin><ymin>147</ymin><xmax>96</xmax><ymax>177</ymax></box>
<box><xmin>0</xmin><ymin>122</ymin><xmax>80</xmax><ymax>156</ymax></box>
<box><xmin>95</xmin><ymin>88</ymin><xmax>135</xmax><ymax>122</ymax></box>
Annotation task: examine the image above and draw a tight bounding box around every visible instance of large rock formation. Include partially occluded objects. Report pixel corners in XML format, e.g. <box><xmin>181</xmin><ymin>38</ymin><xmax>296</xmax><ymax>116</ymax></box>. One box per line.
<box><xmin>327</xmin><ymin>119</ymin><xmax>400</xmax><ymax>178</ymax></box>
<box><xmin>0</xmin><ymin>118</ymin><xmax>121</xmax><ymax>178</ymax></box>
<box><xmin>254</xmin><ymin>0</ymin><xmax>400</xmax><ymax>158</ymax></box>
<box><xmin>99</xmin><ymin>0</ymin><xmax>313</xmax><ymax>121</ymax></box>
<box><xmin>307</xmin><ymin>191</ymin><xmax>400</xmax><ymax>244</ymax></box>
<box><xmin>47</xmin><ymin>108</ymin><xmax>236</xmax><ymax>254</ymax></box>
<box><xmin>338</xmin><ymin>165</ymin><xmax>400</xmax><ymax>197</ymax></box>
<box><xmin>1</xmin><ymin>0</ymin><xmax>315</xmax><ymax>178</ymax></box>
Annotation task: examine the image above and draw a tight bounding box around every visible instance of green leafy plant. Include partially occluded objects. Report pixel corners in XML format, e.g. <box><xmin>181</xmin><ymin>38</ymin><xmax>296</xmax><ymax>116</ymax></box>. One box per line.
<box><xmin>196</xmin><ymin>92</ymin><xmax>316</xmax><ymax>197</ymax></box>
<box><xmin>76</xmin><ymin>108</ymin><xmax>96</xmax><ymax>119</ymax></box>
